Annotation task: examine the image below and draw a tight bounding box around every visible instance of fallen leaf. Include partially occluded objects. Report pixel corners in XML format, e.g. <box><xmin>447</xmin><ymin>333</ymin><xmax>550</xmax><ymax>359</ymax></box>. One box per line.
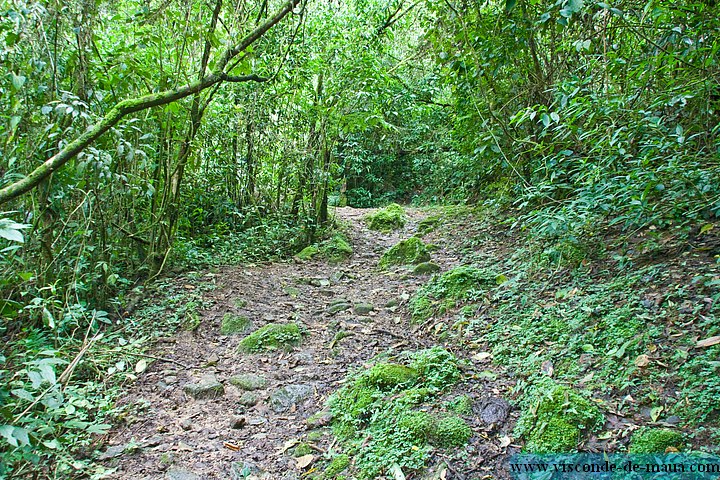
<box><xmin>498</xmin><ymin>435</ymin><xmax>512</xmax><ymax>448</ymax></box>
<box><xmin>473</xmin><ymin>352</ymin><xmax>492</xmax><ymax>362</ymax></box>
<box><xmin>296</xmin><ymin>454</ymin><xmax>314</xmax><ymax>469</ymax></box>
<box><xmin>183</xmin><ymin>284</ymin><xmax>195</xmax><ymax>290</ymax></box>
<box><xmin>390</xmin><ymin>464</ymin><xmax>406</xmax><ymax>480</ymax></box>
<box><xmin>541</xmin><ymin>360</ymin><xmax>554</xmax><ymax>377</ymax></box>
<box><xmin>277</xmin><ymin>438</ymin><xmax>299</xmax><ymax>454</ymax></box>
<box><xmin>665</xmin><ymin>446</ymin><xmax>679</xmax><ymax>453</ymax></box>
<box><xmin>651</xmin><ymin>406</ymin><xmax>664</xmax><ymax>422</ymax></box>
<box><xmin>634</xmin><ymin>354</ymin><xmax>650</xmax><ymax>367</ymax></box>
<box><xmin>696</xmin><ymin>335</ymin><xmax>720</xmax><ymax>348</ymax></box>
<box><xmin>134</xmin><ymin>359</ymin><xmax>147</xmax><ymax>373</ymax></box>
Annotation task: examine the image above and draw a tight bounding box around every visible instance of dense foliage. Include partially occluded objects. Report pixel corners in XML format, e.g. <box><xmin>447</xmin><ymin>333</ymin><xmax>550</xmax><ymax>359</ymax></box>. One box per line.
<box><xmin>0</xmin><ymin>0</ymin><xmax>718</xmax><ymax>476</ymax></box>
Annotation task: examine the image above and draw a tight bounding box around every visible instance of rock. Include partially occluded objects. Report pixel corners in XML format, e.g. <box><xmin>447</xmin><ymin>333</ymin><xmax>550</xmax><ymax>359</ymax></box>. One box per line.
<box><xmin>239</xmin><ymin>392</ymin><xmax>259</xmax><ymax>406</ymax></box>
<box><xmin>206</xmin><ymin>353</ymin><xmax>220</xmax><ymax>366</ymax></box>
<box><xmin>229</xmin><ymin>374</ymin><xmax>267</xmax><ymax>391</ymax></box>
<box><xmin>98</xmin><ymin>444</ymin><xmax>126</xmax><ymax>460</ymax></box>
<box><xmin>183</xmin><ymin>374</ymin><xmax>225</xmax><ymax>400</ymax></box>
<box><xmin>230</xmin><ymin>461</ymin><xmax>260</xmax><ymax>480</ymax></box>
<box><xmin>179</xmin><ymin>418</ymin><xmax>193</xmax><ymax>430</ymax></box>
<box><xmin>663</xmin><ymin>415</ymin><xmax>682</xmax><ymax>425</ymax></box>
<box><xmin>142</xmin><ymin>436</ymin><xmax>163</xmax><ymax>448</ymax></box>
<box><xmin>478</xmin><ymin>397</ymin><xmax>510</xmax><ymax>425</ymax></box>
<box><xmin>412</xmin><ymin>262</ymin><xmax>440</xmax><ymax>275</ymax></box>
<box><xmin>327</xmin><ymin>302</ymin><xmax>352</xmax><ymax>315</ymax></box>
<box><xmin>231</xmin><ymin>416</ymin><xmax>246</xmax><ymax>429</ymax></box>
<box><xmin>306</xmin><ymin>410</ymin><xmax>333</xmax><ymax>428</ymax></box>
<box><xmin>385</xmin><ymin>299</ymin><xmax>399</xmax><ymax>308</ymax></box>
<box><xmin>353</xmin><ymin>302</ymin><xmax>374</xmax><ymax>315</ymax></box>
<box><xmin>294</xmin><ymin>351</ymin><xmax>314</xmax><ymax>365</ymax></box>
<box><xmin>166</xmin><ymin>468</ymin><xmax>201</xmax><ymax>480</ymax></box>
<box><xmin>270</xmin><ymin>384</ymin><xmax>314</xmax><ymax>413</ymax></box>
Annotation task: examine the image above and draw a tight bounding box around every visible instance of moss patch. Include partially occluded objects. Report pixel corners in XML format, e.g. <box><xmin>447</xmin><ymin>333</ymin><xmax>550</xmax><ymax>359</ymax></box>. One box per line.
<box><xmin>629</xmin><ymin>428</ymin><xmax>684</xmax><ymax>453</ymax></box>
<box><xmin>416</xmin><ymin>215</ymin><xmax>441</xmax><ymax>236</ymax></box>
<box><xmin>446</xmin><ymin>395</ymin><xmax>473</xmax><ymax>415</ymax></box>
<box><xmin>378</xmin><ymin>237</ymin><xmax>431</xmax><ymax>269</ymax></box>
<box><xmin>515</xmin><ymin>379</ymin><xmax>604</xmax><ymax>453</ymax></box>
<box><xmin>412</xmin><ymin>262</ymin><xmax>440</xmax><ymax>275</ymax></box>
<box><xmin>322</xmin><ymin>454</ymin><xmax>350</xmax><ymax>478</ymax></box>
<box><xmin>220</xmin><ymin>313</ymin><xmax>251</xmax><ymax>335</ymax></box>
<box><xmin>365</xmin><ymin>203</ymin><xmax>407</xmax><ymax>232</ymax></box>
<box><xmin>296</xmin><ymin>234</ymin><xmax>353</xmax><ymax>263</ymax></box>
<box><xmin>325</xmin><ymin>347</ymin><xmax>468</xmax><ymax>478</ymax></box>
<box><xmin>410</xmin><ymin>265</ymin><xmax>497</xmax><ymax>322</ymax></box>
<box><xmin>238</xmin><ymin>323</ymin><xmax>303</xmax><ymax>353</ymax></box>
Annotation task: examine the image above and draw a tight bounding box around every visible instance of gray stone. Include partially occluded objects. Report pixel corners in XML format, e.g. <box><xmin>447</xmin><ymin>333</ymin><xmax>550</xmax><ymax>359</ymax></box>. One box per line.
<box><xmin>98</xmin><ymin>444</ymin><xmax>126</xmax><ymax>460</ymax></box>
<box><xmin>179</xmin><ymin>418</ymin><xmax>193</xmax><ymax>430</ymax></box>
<box><xmin>479</xmin><ymin>397</ymin><xmax>509</xmax><ymax>425</ymax></box>
<box><xmin>231</xmin><ymin>416</ymin><xmax>246</xmax><ymax>429</ymax></box>
<box><xmin>229</xmin><ymin>373</ymin><xmax>267</xmax><ymax>391</ymax></box>
<box><xmin>327</xmin><ymin>302</ymin><xmax>352</xmax><ymax>315</ymax></box>
<box><xmin>353</xmin><ymin>302</ymin><xmax>374</xmax><ymax>315</ymax></box>
<box><xmin>166</xmin><ymin>469</ymin><xmax>201</xmax><ymax>480</ymax></box>
<box><xmin>238</xmin><ymin>392</ymin><xmax>259</xmax><ymax>406</ymax></box>
<box><xmin>183</xmin><ymin>374</ymin><xmax>224</xmax><ymax>400</ymax></box>
<box><xmin>206</xmin><ymin>354</ymin><xmax>220</xmax><ymax>366</ymax></box>
<box><xmin>230</xmin><ymin>461</ymin><xmax>260</xmax><ymax>480</ymax></box>
<box><xmin>270</xmin><ymin>384</ymin><xmax>314</xmax><ymax>413</ymax></box>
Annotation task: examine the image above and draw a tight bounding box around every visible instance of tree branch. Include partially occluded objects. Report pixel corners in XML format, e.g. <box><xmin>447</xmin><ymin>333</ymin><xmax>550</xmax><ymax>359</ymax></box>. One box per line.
<box><xmin>0</xmin><ymin>0</ymin><xmax>300</xmax><ymax>206</ymax></box>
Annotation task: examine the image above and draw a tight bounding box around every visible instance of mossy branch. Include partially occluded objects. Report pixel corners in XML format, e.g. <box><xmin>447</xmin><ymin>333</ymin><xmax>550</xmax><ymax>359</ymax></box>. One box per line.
<box><xmin>0</xmin><ymin>0</ymin><xmax>299</xmax><ymax>206</ymax></box>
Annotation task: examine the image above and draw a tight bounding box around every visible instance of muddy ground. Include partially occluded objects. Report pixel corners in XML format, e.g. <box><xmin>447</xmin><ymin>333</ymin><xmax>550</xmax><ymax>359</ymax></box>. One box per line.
<box><xmin>100</xmin><ymin>207</ymin><xmax>518</xmax><ymax>480</ymax></box>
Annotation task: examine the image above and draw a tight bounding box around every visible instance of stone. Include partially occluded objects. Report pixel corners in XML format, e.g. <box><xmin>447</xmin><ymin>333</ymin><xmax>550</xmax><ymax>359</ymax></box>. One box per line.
<box><xmin>206</xmin><ymin>353</ymin><xmax>220</xmax><ymax>366</ymax></box>
<box><xmin>231</xmin><ymin>416</ymin><xmax>246</xmax><ymax>429</ymax></box>
<box><xmin>238</xmin><ymin>392</ymin><xmax>259</xmax><ymax>406</ymax></box>
<box><xmin>183</xmin><ymin>374</ymin><xmax>224</xmax><ymax>400</ymax></box>
<box><xmin>479</xmin><ymin>397</ymin><xmax>510</xmax><ymax>425</ymax></box>
<box><xmin>229</xmin><ymin>374</ymin><xmax>267</xmax><ymax>391</ymax></box>
<box><xmin>98</xmin><ymin>444</ymin><xmax>126</xmax><ymax>460</ymax></box>
<box><xmin>179</xmin><ymin>418</ymin><xmax>193</xmax><ymax>430</ymax></box>
<box><xmin>270</xmin><ymin>384</ymin><xmax>314</xmax><ymax>413</ymax></box>
<box><xmin>412</xmin><ymin>262</ymin><xmax>441</xmax><ymax>275</ymax></box>
<box><xmin>166</xmin><ymin>469</ymin><xmax>201</xmax><ymax>480</ymax></box>
<box><xmin>353</xmin><ymin>302</ymin><xmax>374</xmax><ymax>315</ymax></box>
<box><xmin>327</xmin><ymin>302</ymin><xmax>352</xmax><ymax>315</ymax></box>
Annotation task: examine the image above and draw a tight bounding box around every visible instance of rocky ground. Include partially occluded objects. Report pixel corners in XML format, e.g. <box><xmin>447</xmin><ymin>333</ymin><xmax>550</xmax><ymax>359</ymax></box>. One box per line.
<box><xmin>99</xmin><ymin>207</ymin><xmax>518</xmax><ymax>480</ymax></box>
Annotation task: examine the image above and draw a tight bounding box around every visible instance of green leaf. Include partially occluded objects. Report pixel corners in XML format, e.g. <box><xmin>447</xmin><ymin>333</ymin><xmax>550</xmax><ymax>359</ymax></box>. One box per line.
<box><xmin>11</xmin><ymin>73</ymin><xmax>26</xmax><ymax>90</ymax></box>
<box><xmin>0</xmin><ymin>425</ymin><xmax>30</xmax><ymax>447</ymax></box>
<box><xmin>568</xmin><ymin>0</ymin><xmax>584</xmax><ymax>13</ymax></box>
<box><xmin>505</xmin><ymin>0</ymin><xmax>517</xmax><ymax>12</ymax></box>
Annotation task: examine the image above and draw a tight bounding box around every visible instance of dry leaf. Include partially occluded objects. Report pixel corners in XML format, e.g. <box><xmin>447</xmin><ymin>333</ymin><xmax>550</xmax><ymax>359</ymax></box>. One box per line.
<box><xmin>665</xmin><ymin>446</ymin><xmax>680</xmax><ymax>453</ymax></box>
<box><xmin>498</xmin><ymin>435</ymin><xmax>512</xmax><ymax>448</ymax></box>
<box><xmin>277</xmin><ymin>438</ymin><xmax>299</xmax><ymax>454</ymax></box>
<box><xmin>390</xmin><ymin>464</ymin><xmax>406</xmax><ymax>480</ymax></box>
<box><xmin>634</xmin><ymin>354</ymin><xmax>650</xmax><ymax>367</ymax></box>
<box><xmin>696</xmin><ymin>335</ymin><xmax>720</xmax><ymax>348</ymax></box>
<box><xmin>473</xmin><ymin>352</ymin><xmax>492</xmax><ymax>362</ymax></box>
<box><xmin>134</xmin><ymin>359</ymin><xmax>148</xmax><ymax>373</ymax></box>
<box><xmin>541</xmin><ymin>360</ymin><xmax>554</xmax><ymax>377</ymax></box>
<box><xmin>296</xmin><ymin>454</ymin><xmax>315</xmax><ymax>469</ymax></box>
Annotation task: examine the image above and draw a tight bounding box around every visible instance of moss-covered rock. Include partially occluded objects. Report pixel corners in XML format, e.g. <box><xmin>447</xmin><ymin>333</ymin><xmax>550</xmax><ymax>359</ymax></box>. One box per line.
<box><xmin>293</xmin><ymin>443</ymin><xmax>314</xmax><ymax>457</ymax></box>
<box><xmin>220</xmin><ymin>313</ymin><xmax>251</xmax><ymax>335</ymax></box>
<box><xmin>430</xmin><ymin>416</ymin><xmax>473</xmax><ymax>447</ymax></box>
<box><xmin>412</xmin><ymin>262</ymin><xmax>441</xmax><ymax>275</ymax></box>
<box><xmin>238</xmin><ymin>323</ymin><xmax>303</xmax><ymax>353</ymax></box>
<box><xmin>416</xmin><ymin>216</ymin><xmax>441</xmax><ymax>236</ymax></box>
<box><xmin>524</xmin><ymin>417</ymin><xmax>579</xmax><ymax>453</ymax></box>
<box><xmin>296</xmin><ymin>245</ymin><xmax>319</xmax><ymax>260</ymax></box>
<box><xmin>229</xmin><ymin>373</ymin><xmax>267</xmax><ymax>391</ymax></box>
<box><xmin>515</xmin><ymin>379</ymin><xmax>604</xmax><ymax>453</ymax></box>
<box><xmin>398</xmin><ymin>411</ymin><xmax>435</xmax><ymax>442</ymax></box>
<box><xmin>322</xmin><ymin>454</ymin><xmax>350</xmax><ymax>478</ymax></box>
<box><xmin>629</xmin><ymin>428</ymin><xmax>684</xmax><ymax>453</ymax></box>
<box><xmin>358</xmin><ymin>363</ymin><xmax>419</xmax><ymax>391</ymax></box>
<box><xmin>379</xmin><ymin>237</ymin><xmax>431</xmax><ymax>269</ymax></box>
<box><xmin>365</xmin><ymin>203</ymin><xmax>407</xmax><ymax>232</ymax></box>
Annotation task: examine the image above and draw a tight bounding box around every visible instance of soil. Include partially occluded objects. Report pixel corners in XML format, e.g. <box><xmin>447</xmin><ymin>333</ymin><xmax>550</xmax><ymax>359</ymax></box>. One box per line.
<box><xmin>101</xmin><ymin>208</ymin><xmax>519</xmax><ymax>480</ymax></box>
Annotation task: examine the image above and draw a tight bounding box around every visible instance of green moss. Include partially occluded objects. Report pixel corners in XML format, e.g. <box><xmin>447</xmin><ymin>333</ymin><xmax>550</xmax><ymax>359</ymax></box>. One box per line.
<box><xmin>416</xmin><ymin>216</ymin><xmax>441</xmax><ymax>236</ymax></box>
<box><xmin>293</xmin><ymin>443</ymin><xmax>314</xmax><ymax>457</ymax></box>
<box><xmin>410</xmin><ymin>265</ymin><xmax>496</xmax><ymax>322</ymax></box>
<box><xmin>220</xmin><ymin>313</ymin><xmax>251</xmax><ymax>335</ymax></box>
<box><xmin>397</xmin><ymin>411</ymin><xmax>434</xmax><ymax>442</ymax></box>
<box><xmin>296</xmin><ymin>245</ymin><xmax>319</xmax><ymax>260</ymax></box>
<box><xmin>379</xmin><ymin>237</ymin><xmax>431</xmax><ymax>269</ymax></box>
<box><xmin>524</xmin><ymin>417</ymin><xmax>579</xmax><ymax>453</ymax></box>
<box><xmin>238</xmin><ymin>323</ymin><xmax>303</xmax><ymax>353</ymax></box>
<box><xmin>515</xmin><ymin>379</ymin><xmax>604</xmax><ymax>453</ymax></box>
<box><xmin>306</xmin><ymin>430</ymin><xmax>325</xmax><ymax>442</ymax></box>
<box><xmin>430</xmin><ymin>416</ymin><xmax>473</xmax><ymax>447</ymax></box>
<box><xmin>412</xmin><ymin>262</ymin><xmax>440</xmax><ymax>275</ymax></box>
<box><xmin>446</xmin><ymin>395</ymin><xmax>473</xmax><ymax>415</ymax></box>
<box><xmin>409</xmin><ymin>347</ymin><xmax>461</xmax><ymax>390</ymax></box>
<box><xmin>358</xmin><ymin>363</ymin><xmax>419</xmax><ymax>391</ymax></box>
<box><xmin>323</xmin><ymin>454</ymin><xmax>350</xmax><ymax>478</ymax></box>
<box><xmin>629</xmin><ymin>428</ymin><xmax>684</xmax><ymax>453</ymax></box>
<box><xmin>365</xmin><ymin>203</ymin><xmax>407</xmax><ymax>232</ymax></box>
<box><xmin>329</xmin><ymin>384</ymin><xmax>379</xmax><ymax>438</ymax></box>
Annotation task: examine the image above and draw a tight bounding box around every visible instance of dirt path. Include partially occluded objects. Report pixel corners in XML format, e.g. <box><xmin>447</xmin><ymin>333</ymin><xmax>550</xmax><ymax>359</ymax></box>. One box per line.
<box><xmin>101</xmin><ymin>207</ymin><xmax>515</xmax><ymax>480</ymax></box>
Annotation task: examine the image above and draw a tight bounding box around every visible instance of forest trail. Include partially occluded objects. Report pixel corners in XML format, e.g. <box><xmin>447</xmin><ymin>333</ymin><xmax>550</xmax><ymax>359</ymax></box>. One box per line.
<box><xmin>100</xmin><ymin>207</ymin><xmax>516</xmax><ymax>480</ymax></box>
